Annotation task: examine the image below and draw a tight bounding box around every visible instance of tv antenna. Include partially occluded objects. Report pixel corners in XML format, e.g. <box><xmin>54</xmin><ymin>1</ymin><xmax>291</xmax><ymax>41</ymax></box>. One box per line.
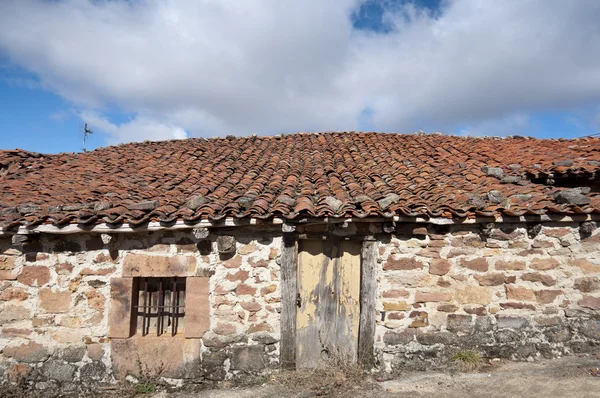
<box><xmin>83</xmin><ymin>123</ymin><xmax>93</xmax><ymax>152</ymax></box>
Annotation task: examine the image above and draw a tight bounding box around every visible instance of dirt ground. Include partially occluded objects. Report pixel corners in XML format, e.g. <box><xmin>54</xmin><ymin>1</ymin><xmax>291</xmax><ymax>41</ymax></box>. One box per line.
<box><xmin>149</xmin><ymin>354</ymin><xmax>600</xmax><ymax>398</ymax></box>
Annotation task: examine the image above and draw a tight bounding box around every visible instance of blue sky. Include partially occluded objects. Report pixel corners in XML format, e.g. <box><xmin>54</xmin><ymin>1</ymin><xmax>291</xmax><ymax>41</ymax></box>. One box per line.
<box><xmin>1</xmin><ymin>0</ymin><xmax>599</xmax><ymax>154</ymax></box>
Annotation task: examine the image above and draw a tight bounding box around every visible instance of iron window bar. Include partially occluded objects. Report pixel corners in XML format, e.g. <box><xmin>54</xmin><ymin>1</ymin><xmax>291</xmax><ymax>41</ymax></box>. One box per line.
<box><xmin>134</xmin><ymin>277</ymin><xmax>186</xmax><ymax>336</ymax></box>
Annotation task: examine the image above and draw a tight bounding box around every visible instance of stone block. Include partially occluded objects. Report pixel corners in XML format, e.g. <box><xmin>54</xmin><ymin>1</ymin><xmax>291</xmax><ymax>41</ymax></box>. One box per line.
<box><xmin>459</xmin><ymin>258</ymin><xmax>489</xmax><ymax>272</ymax></box>
<box><xmin>578</xmin><ymin>295</ymin><xmax>600</xmax><ymax>310</ymax></box>
<box><xmin>521</xmin><ymin>272</ymin><xmax>556</xmax><ymax>286</ymax></box>
<box><xmin>225</xmin><ymin>269</ymin><xmax>249</xmax><ymax>282</ymax></box>
<box><xmin>451</xmin><ymin>236</ymin><xmax>484</xmax><ymax>248</ymax></box>
<box><xmin>80</xmin><ymin>362</ymin><xmax>107</xmax><ymax>381</ymax></box>
<box><xmin>530</xmin><ymin>258</ymin><xmax>559</xmax><ymax>271</ymax></box>
<box><xmin>238</xmin><ymin>242</ymin><xmax>258</xmax><ymax>255</ymax></box>
<box><xmin>61</xmin><ymin>345</ymin><xmax>86</xmax><ymax>363</ymax></box>
<box><xmin>408</xmin><ymin>311</ymin><xmax>428</xmax><ymax>328</ymax></box>
<box><xmin>223</xmin><ymin>255</ymin><xmax>242</xmax><ymax>268</ymax></box>
<box><xmin>387</xmin><ymin>312</ymin><xmax>404</xmax><ymax>320</ymax></box>
<box><xmin>474</xmin><ymin>316</ymin><xmax>493</xmax><ymax>332</ymax></box>
<box><xmin>214</xmin><ymin>322</ymin><xmax>238</xmax><ymax>335</ymax></box>
<box><xmin>495</xmin><ymin>260</ymin><xmax>526</xmax><ymax>271</ymax></box>
<box><xmin>508</xmin><ymin>240</ymin><xmax>529</xmax><ymax>249</ymax></box>
<box><xmin>490</xmin><ymin>228</ymin><xmax>524</xmax><ymax>241</ymax></box>
<box><xmin>534</xmin><ymin>316</ymin><xmax>561</xmax><ymax>327</ymax></box>
<box><xmin>506</xmin><ymin>285</ymin><xmax>535</xmax><ymax>301</ymax></box>
<box><xmin>500</xmin><ymin>302</ymin><xmax>536</xmax><ymax>310</ymax></box>
<box><xmin>532</xmin><ymin>240</ymin><xmax>554</xmax><ymax>249</ymax></box>
<box><xmin>41</xmin><ymin>360</ymin><xmax>75</xmax><ymax>382</ymax></box>
<box><xmin>579</xmin><ymin>319</ymin><xmax>600</xmax><ymax>339</ymax></box>
<box><xmin>240</xmin><ymin>301</ymin><xmax>262</xmax><ymax>312</ymax></box>
<box><xmin>429</xmin><ymin>259</ymin><xmax>451</xmax><ymax>275</ymax></box>
<box><xmin>17</xmin><ymin>266</ymin><xmax>50</xmax><ymax>286</ymax></box>
<box><xmin>383</xmin><ymin>329</ymin><xmax>416</xmax><ymax>345</ymax></box>
<box><xmin>231</xmin><ymin>345</ymin><xmax>266</xmax><ymax>371</ymax></box>
<box><xmin>7</xmin><ymin>364</ymin><xmax>31</xmax><ymax>382</ymax></box>
<box><xmin>50</xmin><ymin>329</ymin><xmax>86</xmax><ymax>344</ymax></box>
<box><xmin>0</xmin><ymin>255</ymin><xmax>16</xmax><ymax>269</ymax></box>
<box><xmin>414</xmin><ymin>291</ymin><xmax>452</xmax><ymax>303</ymax></box>
<box><xmin>0</xmin><ymin>304</ymin><xmax>30</xmax><ymax>324</ymax></box>
<box><xmin>416</xmin><ymin>331</ymin><xmax>460</xmax><ymax>346</ymax></box>
<box><xmin>123</xmin><ymin>254</ymin><xmax>196</xmax><ymax>276</ymax></box>
<box><xmin>534</xmin><ymin>290</ymin><xmax>562</xmax><ymax>304</ymax></box>
<box><xmin>574</xmin><ymin>277</ymin><xmax>600</xmax><ymax>293</ymax></box>
<box><xmin>382</xmin><ymin>289</ymin><xmax>410</xmax><ymax>298</ymax></box>
<box><xmin>545</xmin><ymin>328</ymin><xmax>571</xmax><ymax>343</ymax></box>
<box><xmin>417</xmin><ymin>248</ymin><xmax>442</xmax><ymax>258</ymax></box>
<box><xmin>235</xmin><ymin>283</ymin><xmax>257</xmax><ymax>296</ymax></box>
<box><xmin>542</xmin><ymin>228</ymin><xmax>571</xmax><ymax>238</ymax></box>
<box><xmin>446</xmin><ymin>314</ymin><xmax>472</xmax><ymax>332</ymax></box>
<box><xmin>111</xmin><ymin>335</ymin><xmax>200</xmax><ymax>379</ymax></box>
<box><xmin>248</xmin><ymin>322</ymin><xmax>272</xmax><ymax>333</ymax></box>
<box><xmin>39</xmin><ymin>288</ymin><xmax>71</xmax><ymax>313</ymax></box>
<box><xmin>85</xmin><ymin>288</ymin><xmax>105</xmax><ymax>310</ymax></box>
<box><xmin>474</xmin><ymin>273</ymin><xmax>507</xmax><ymax>286</ymax></box>
<box><xmin>108</xmin><ymin>277</ymin><xmax>135</xmax><ymax>338</ymax></box>
<box><xmin>437</xmin><ymin>303</ymin><xmax>458</xmax><ymax>312</ymax></box>
<box><xmin>201</xmin><ymin>350</ymin><xmax>228</xmax><ymax>380</ymax></box>
<box><xmin>80</xmin><ymin>266</ymin><xmax>116</xmax><ymax>276</ymax></box>
<box><xmin>87</xmin><ymin>344</ymin><xmax>104</xmax><ymax>361</ymax></box>
<box><xmin>570</xmin><ymin>259</ymin><xmax>600</xmax><ymax>274</ymax></box>
<box><xmin>496</xmin><ymin>315</ymin><xmax>529</xmax><ymax>329</ymax></box>
<box><xmin>261</xmin><ymin>284</ymin><xmax>277</xmax><ymax>295</ymax></box>
<box><xmin>1</xmin><ymin>327</ymin><xmax>32</xmax><ymax>337</ymax></box>
<box><xmin>384</xmin><ymin>255</ymin><xmax>424</xmax><ymax>271</ymax></box>
<box><xmin>185</xmin><ymin>276</ymin><xmax>210</xmax><ymax>338</ymax></box>
<box><xmin>3</xmin><ymin>341</ymin><xmax>49</xmax><ymax>362</ymax></box>
<box><xmin>55</xmin><ymin>262</ymin><xmax>74</xmax><ymax>275</ymax></box>
<box><xmin>455</xmin><ymin>286</ymin><xmax>491</xmax><ymax>305</ymax></box>
<box><xmin>464</xmin><ymin>306</ymin><xmax>487</xmax><ymax>315</ymax></box>
<box><xmin>249</xmin><ymin>258</ymin><xmax>268</xmax><ymax>268</ymax></box>
<box><xmin>0</xmin><ymin>256</ymin><xmax>17</xmax><ymax>279</ymax></box>
<box><xmin>383</xmin><ymin>301</ymin><xmax>410</xmax><ymax>311</ymax></box>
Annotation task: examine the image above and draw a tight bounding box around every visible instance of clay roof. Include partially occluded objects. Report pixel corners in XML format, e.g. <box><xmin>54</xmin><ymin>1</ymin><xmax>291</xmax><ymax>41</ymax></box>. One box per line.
<box><xmin>1</xmin><ymin>132</ymin><xmax>600</xmax><ymax>229</ymax></box>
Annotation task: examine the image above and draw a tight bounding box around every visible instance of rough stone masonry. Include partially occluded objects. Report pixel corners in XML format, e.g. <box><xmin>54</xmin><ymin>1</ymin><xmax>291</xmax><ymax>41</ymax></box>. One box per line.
<box><xmin>0</xmin><ymin>220</ymin><xmax>599</xmax><ymax>391</ymax></box>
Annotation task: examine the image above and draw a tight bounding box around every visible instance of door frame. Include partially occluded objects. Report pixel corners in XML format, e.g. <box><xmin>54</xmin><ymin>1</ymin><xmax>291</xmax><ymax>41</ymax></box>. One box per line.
<box><xmin>279</xmin><ymin>231</ymin><xmax>377</xmax><ymax>369</ymax></box>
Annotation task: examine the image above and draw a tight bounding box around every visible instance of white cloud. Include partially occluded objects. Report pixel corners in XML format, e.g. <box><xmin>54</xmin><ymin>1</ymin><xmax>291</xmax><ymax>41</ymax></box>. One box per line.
<box><xmin>80</xmin><ymin>111</ymin><xmax>188</xmax><ymax>144</ymax></box>
<box><xmin>0</xmin><ymin>0</ymin><xmax>600</xmax><ymax>143</ymax></box>
<box><xmin>458</xmin><ymin>114</ymin><xmax>534</xmax><ymax>137</ymax></box>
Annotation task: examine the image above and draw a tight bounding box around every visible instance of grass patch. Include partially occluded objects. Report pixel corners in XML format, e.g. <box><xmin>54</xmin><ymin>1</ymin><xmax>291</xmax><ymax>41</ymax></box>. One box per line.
<box><xmin>451</xmin><ymin>350</ymin><xmax>483</xmax><ymax>372</ymax></box>
<box><xmin>274</xmin><ymin>359</ymin><xmax>370</xmax><ymax>397</ymax></box>
<box><xmin>134</xmin><ymin>382</ymin><xmax>156</xmax><ymax>394</ymax></box>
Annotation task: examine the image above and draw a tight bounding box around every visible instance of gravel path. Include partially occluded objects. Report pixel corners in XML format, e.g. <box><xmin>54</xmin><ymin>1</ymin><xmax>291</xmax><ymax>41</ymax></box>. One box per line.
<box><xmin>149</xmin><ymin>354</ymin><xmax>600</xmax><ymax>398</ymax></box>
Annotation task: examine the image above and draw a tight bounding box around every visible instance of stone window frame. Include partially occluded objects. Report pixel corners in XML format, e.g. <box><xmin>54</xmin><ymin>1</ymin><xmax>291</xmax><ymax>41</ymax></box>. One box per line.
<box><xmin>109</xmin><ymin>272</ymin><xmax>209</xmax><ymax>340</ymax></box>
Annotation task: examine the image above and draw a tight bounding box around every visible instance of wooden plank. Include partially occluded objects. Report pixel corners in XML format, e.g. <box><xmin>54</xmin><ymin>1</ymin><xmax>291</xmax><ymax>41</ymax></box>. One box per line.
<box><xmin>280</xmin><ymin>232</ymin><xmax>298</xmax><ymax>370</ymax></box>
<box><xmin>296</xmin><ymin>240</ymin><xmax>361</xmax><ymax>369</ymax></box>
<box><xmin>358</xmin><ymin>239</ymin><xmax>377</xmax><ymax>367</ymax></box>
<box><xmin>296</xmin><ymin>240</ymin><xmax>323</xmax><ymax>368</ymax></box>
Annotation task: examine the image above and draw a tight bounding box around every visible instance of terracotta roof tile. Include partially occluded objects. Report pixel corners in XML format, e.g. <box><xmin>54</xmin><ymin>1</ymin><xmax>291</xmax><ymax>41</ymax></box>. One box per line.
<box><xmin>1</xmin><ymin>132</ymin><xmax>600</xmax><ymax>228</ymax></box>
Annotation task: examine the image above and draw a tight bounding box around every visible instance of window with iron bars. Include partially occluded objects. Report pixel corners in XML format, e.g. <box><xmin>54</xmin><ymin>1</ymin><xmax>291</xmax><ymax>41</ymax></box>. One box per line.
<box><xmin>133</xmin><ymin>277</ymin><xmax>186</xmax><ymax>336</ymax></box>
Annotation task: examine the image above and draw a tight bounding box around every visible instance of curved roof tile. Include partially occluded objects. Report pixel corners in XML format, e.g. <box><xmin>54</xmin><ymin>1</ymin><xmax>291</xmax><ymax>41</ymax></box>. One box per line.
<box><xmin>1</xmin><ymin>132</ymin><xmax>600</xmax><ymax>228</ymax></box>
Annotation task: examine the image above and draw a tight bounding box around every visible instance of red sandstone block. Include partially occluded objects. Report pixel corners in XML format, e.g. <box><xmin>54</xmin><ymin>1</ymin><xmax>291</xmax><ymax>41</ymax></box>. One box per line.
<box><xmin>108</xmin><ymin>277</ymin><xmax>136</xmax><ymax>338</ymax></box>
<box><xmin>185</xmin><ymin>277</ymin><xmax>210</xmax><ymax>338</ymax></box>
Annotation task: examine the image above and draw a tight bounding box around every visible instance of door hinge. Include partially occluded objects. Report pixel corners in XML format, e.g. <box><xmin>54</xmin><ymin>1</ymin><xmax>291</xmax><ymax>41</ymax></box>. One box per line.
<box><xmin>296</xmin><ymin>293</ymin><xmax>302</xmax><ymax>308</ymax></box>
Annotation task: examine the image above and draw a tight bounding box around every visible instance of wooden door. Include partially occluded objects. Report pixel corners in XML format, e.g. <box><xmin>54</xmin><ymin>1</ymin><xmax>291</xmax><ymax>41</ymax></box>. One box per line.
<box><xmin>296</xmin><ymin>239</ymin><xmax>361</xmax><ymax>369</ymax></box>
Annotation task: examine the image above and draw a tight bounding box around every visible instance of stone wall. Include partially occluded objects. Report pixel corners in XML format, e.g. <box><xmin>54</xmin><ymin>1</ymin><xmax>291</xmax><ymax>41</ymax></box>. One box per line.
<box><xmin>0</xmin><ymin>230</ymin><xmax>282</xmax><ymax>391</ymax></box>
<box><xmin>1</xmin><ymin>221</ymin><xmax>600</xmax><ymax>390</ymax></box>
<box><xmin>376</xmin><ymin>222</ymin><xmax>600</xmax><ymax>372</ymax></box>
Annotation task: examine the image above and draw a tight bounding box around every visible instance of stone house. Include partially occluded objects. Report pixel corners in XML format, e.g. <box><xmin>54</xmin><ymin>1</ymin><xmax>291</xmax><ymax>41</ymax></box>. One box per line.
<box><xmin>0</xmin><ymin>132</ymin><xmax>600</xmax><ymax>388</ymax></box>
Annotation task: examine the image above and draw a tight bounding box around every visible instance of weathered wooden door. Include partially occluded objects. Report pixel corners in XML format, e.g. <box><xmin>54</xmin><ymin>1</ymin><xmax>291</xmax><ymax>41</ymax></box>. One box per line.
<box><xmin>296</xmin><ymin>239</ymin><xmax>361</xmax><ymax>369</ymax></box>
